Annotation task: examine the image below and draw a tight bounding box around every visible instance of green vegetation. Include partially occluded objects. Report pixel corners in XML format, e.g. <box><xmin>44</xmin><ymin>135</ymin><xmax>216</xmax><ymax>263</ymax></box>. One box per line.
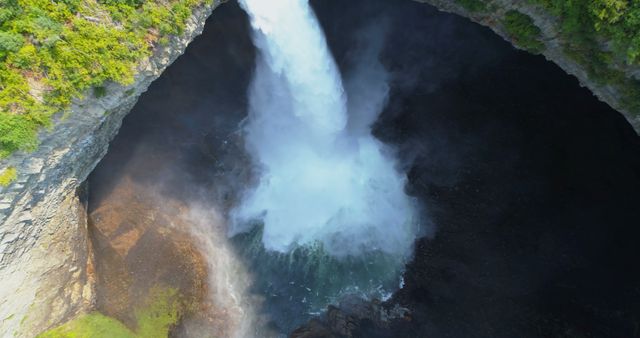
<box><xmin>0</xmin><ymin>0</ymin><xmax>208</xmax><ymax>158</ymax></box>
<box><xmin>527</xmin><ymin>0</ymin><xmax>640</xmax><ymax>114</ymax></box>
<box><xmin>456</xmin><ymin>0</ymin><xmax>487</xmax><ymax>12</ymax></box>
<box><xmin>0</xmin><ymin>166</ymin><xmax>17</xmax><ymax>186</ymax></box>
<box><xmin>502</xmin><ymin>10</ymin><xmax>545</xmax><ymax>53</ymax></box>
<box><xmin>37</xmin><ymin>286</ymin><xmax>185</xmax><ymax>338</ymax></box>
<box><xmin>133</xmin><ymin>287</ymin><xmax>183</xmax><ymax>337</ymax></box>
<box><xmin>36</xmin><ymin>313</ymin><xmax>136</xmax><ymax>338</ymax></box>
<box><xmin>529</xmin><ymin>0</ymin><xmax>640</xmax><ymax>65</ymax></box>
<box><xmin>93</xmin><ymin>86</ymin><xmax>107</xmax><ymax>98</ymax></box>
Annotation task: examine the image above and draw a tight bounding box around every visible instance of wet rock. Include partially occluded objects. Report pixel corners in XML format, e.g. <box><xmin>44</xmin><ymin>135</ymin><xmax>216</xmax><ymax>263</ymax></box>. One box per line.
<box><xmin>89</xmin><ymin>176</ymin><xmax>208</xmax><ymax>332</ymax></box>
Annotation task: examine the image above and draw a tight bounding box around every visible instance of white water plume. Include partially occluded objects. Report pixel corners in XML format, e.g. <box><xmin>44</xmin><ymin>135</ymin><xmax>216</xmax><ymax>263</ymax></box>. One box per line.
<box><xmin>231</xmin><ymin>0</ymin><xmax>418</xmax><ymax>259</ymax></box>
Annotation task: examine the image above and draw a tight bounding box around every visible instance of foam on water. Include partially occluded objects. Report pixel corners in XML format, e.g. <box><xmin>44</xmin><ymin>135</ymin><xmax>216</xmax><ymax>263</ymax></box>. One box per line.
<box><xmin>232</xmin><ymin>0</ymin><xmax>417</xmax><ymax>259</ymax></box>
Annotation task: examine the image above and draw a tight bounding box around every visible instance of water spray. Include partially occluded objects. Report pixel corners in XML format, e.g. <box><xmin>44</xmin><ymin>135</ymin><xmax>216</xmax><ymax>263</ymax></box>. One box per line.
<box><xmin>232</xmin><ymin>0</ymin><xmax>417</xmax><ymax>260</ymax></box>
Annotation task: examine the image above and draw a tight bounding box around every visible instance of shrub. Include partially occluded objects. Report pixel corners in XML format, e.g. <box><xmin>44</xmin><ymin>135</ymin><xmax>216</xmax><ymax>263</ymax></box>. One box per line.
<box><xmin>9</xmin><ymin>44</ymin><xmax>38</xmax><ymax>69</ymax></box>
<box><xmin>502</xmin><ymin>10</ymin><xmax>545</xmax><ymax>54</ymax></box>
<box><xmin>0</xmin><ymin>112</ymin><xmax>41</xmax><ymax>158</ymax></box>
<box><xmin>0</xmin><ymin>31</ymin><xmax>23</xmax><ymax>59</ymax></box>
<box><xmin>0</xmin><ymin>167</ymin><xmax>17</xmax><ymax>187</ymax></box>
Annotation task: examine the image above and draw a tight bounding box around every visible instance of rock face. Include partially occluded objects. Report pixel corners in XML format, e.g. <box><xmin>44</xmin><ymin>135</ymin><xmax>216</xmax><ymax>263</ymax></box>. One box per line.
<box><xmin>0</xmin><ymin>183</ymin><xmax>94</xmax><ymax>337</ymax></box>
<box><xmin>0</xmin><ymin>2</ymin><xmax>220</xmax><ymax>336</ymax></box>
<box><xmin>88</xmin><ymin>176</ymin><xmax>213</xmax><ymax>336</ymax></box>
<box><xmin>415</xmin><ymin>0</ymin><xmax>640</xmax><ymax>132</ymax></box>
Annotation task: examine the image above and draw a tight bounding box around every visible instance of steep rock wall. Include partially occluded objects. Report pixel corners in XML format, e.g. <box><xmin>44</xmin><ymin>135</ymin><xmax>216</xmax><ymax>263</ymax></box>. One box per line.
<box><xmin>0</xmin><ymin>2</ymin><xmax>220</xmax><ymax>336</ymax></box>
<box><xmin>415</xmin><ymin>0</ymin><xmax>640</xmax><ymax>132</ymax></box>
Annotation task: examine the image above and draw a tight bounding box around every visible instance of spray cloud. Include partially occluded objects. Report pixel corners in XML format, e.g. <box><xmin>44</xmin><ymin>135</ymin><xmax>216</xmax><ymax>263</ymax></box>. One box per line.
<box><xmin>231</xmin><ymin>0</ymin><xmax>417</xmax><ymax>258</ymax></box>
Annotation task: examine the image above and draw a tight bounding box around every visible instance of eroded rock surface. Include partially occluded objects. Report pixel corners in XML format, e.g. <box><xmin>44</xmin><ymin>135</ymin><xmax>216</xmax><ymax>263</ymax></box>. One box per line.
<box><xmin>88</xmin><ymin>176</ymin><xmax>209</xmax><ymax>335</ymax></box>
<box><xmin>0</xmin><ymin>2</ymin><xmax>221</xmax><ymax>336</ymax></box>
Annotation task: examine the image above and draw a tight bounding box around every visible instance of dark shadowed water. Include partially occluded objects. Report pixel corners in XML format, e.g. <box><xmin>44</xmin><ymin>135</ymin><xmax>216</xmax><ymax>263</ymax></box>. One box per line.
<box><xmin>89</xmin><ymin>0</ymin><xmax>640</xmax><ymax>336</ymax></box>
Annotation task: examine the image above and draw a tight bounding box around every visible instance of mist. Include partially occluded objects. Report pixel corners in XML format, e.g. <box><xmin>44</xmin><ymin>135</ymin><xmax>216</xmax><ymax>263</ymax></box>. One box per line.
<box><xmin>230</xmin><ymin>0</ymin><xmax>418</xmax><ymax>260</ymax></box>
<box><xmin>180</xmin><ymin>205</ymin><xmax>274</xmax><ymax>338</ymax></box>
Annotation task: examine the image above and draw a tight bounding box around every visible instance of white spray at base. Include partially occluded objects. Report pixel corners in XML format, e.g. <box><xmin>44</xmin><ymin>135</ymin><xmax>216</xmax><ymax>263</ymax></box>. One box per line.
<box><xmin>231</xmin><ymin>0</ymin><xmax>418</xmax><ymax>259</ymax></box>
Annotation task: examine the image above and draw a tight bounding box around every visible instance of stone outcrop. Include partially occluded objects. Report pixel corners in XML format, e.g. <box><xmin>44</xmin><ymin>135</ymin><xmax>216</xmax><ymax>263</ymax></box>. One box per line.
<box><xmin>88</xmin><ymin>176</ymin><xmax>212</xmax><ymax>336</ymax></box>
<box><xmin>0</xmin><ymin>2</ymin><xmax>221</xmax><ymax>336</ymax></box>
<box><xmin>416</xmin><ymin>0</ymin><xmax>640</xmax><ymax>133</ymax></box>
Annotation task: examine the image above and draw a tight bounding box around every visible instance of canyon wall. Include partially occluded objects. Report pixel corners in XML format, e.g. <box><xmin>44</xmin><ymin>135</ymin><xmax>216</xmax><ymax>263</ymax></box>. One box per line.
<box><xmin>0</xmin><ymin>2</ymin><xmax>220</xmax><ymax>336</ymax></box>
<box><xmin>0</xmin><ymin>0</ymin><xmax>637</xmax><ymax>336</ymax></box>
<box><xmin>416</xmin><ymin>0</ymin><xmax>640</xmax><ymax>132</ymax></box>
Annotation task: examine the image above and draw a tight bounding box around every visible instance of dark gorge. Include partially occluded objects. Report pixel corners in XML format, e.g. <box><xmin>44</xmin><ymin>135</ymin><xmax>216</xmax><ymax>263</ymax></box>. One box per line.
<box><xmin>86</xmin><ymin>0</ymin><xmax>640</xmax><ymax>337</ymax></box>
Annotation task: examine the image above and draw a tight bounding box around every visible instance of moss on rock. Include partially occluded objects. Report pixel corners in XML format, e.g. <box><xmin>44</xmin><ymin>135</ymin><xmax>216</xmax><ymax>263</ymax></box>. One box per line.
<box><xmin>36</xmin><ymin>286</ymin><xmax>185</xmax><ymax>338</ymax></box>
<box><xmin>0</xmin><ymin>166</ymin><xmax>17</xmax><ymax>187</ymax></box>
<box><xmin>36</xmin><ymin>313</ymin><xmax>136</xmax><ymax>338</ymax></box>
<box><xmin>455</xmin><ymin>0</ymin><xmax>487</xmax><ymax>12</ymax></box>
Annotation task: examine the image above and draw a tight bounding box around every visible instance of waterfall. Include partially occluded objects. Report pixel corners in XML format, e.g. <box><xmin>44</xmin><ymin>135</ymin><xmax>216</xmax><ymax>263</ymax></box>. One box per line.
<box><xmin>232</xmin><ymin>0</ymin><xmax>417</xmax><ymax>260</ymax></box>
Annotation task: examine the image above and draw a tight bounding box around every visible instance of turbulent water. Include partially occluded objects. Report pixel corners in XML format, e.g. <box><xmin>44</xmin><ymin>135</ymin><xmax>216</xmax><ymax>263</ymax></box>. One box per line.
<box><xmin>232</xmin><ymin>0</ymin><xmax>417</xmax><ymax>259</ymax></box>
<box><xmin>225</xmin><ymin>0</ymin><xmax>421</xmax><ymax>331</ymax></box>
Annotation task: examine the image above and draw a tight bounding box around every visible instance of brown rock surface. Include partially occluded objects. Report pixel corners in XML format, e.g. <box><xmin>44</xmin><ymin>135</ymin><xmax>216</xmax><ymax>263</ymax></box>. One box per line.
<box><xmin>89</xmin><ymin>175</ymin><xmax>209</xmax><ymax>334</ymax></box>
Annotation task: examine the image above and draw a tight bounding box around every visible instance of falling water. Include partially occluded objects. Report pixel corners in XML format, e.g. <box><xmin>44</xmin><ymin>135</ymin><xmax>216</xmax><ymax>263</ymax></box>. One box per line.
<box><xmin>233</xmin><ymin>0</ymin><xmax>417</xmax><ymax>258</ymax></box>
<box><xmin>229</xmin><ymin>0</ymin><xmax>419</xmax><ymax>329</ymax></box>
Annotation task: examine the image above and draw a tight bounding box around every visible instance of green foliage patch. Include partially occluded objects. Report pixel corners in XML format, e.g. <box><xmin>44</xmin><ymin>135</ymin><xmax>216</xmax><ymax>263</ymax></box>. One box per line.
<box><xmin>36</xmin><ymin>286</ymin><xmax>185</xmax><ymax>338</ymax></box>
<box><xmin>527</xmin><ymin>0</ymin><xmax>640</xmax><ymax>114</ymax></box>
<box><xmin>0</xmin><ymin>0</ymin><xmax>207</xmax><ymax>158</ymax></box>
<box><xmin>36</xmin><ymin>313</ymin><xmax>136</xmax><ymax>338</ymax></box>
<box><xmin>455</xmin><ymin>0</ymin><xmax>487</xmax><ymax>12</ymax></box>
<box><xmin>502</xmin><ymin>10</ymin><xmax>545</xmax><ymax>53</ymax></box>
<box><xmin>134</xmin><ymin>287</ymin><xmax>183</xmax><ymax>337</ymax></box>
<box><xmin>0</xmin><ymin>166</ymin><xmax>17</xmax><ymax>186</ymax></box>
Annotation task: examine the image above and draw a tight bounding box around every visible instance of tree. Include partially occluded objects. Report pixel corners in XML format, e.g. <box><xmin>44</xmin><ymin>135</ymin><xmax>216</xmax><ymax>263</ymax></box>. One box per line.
<box><xmin>590</xmin><ymin>0</ymin><xmax>628</xmax><ymax>28</ymax></box>
<box><xmin>0</xmin><ymin>31</ymin><xmax>23</xmax><ymax>59</ymax></box>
